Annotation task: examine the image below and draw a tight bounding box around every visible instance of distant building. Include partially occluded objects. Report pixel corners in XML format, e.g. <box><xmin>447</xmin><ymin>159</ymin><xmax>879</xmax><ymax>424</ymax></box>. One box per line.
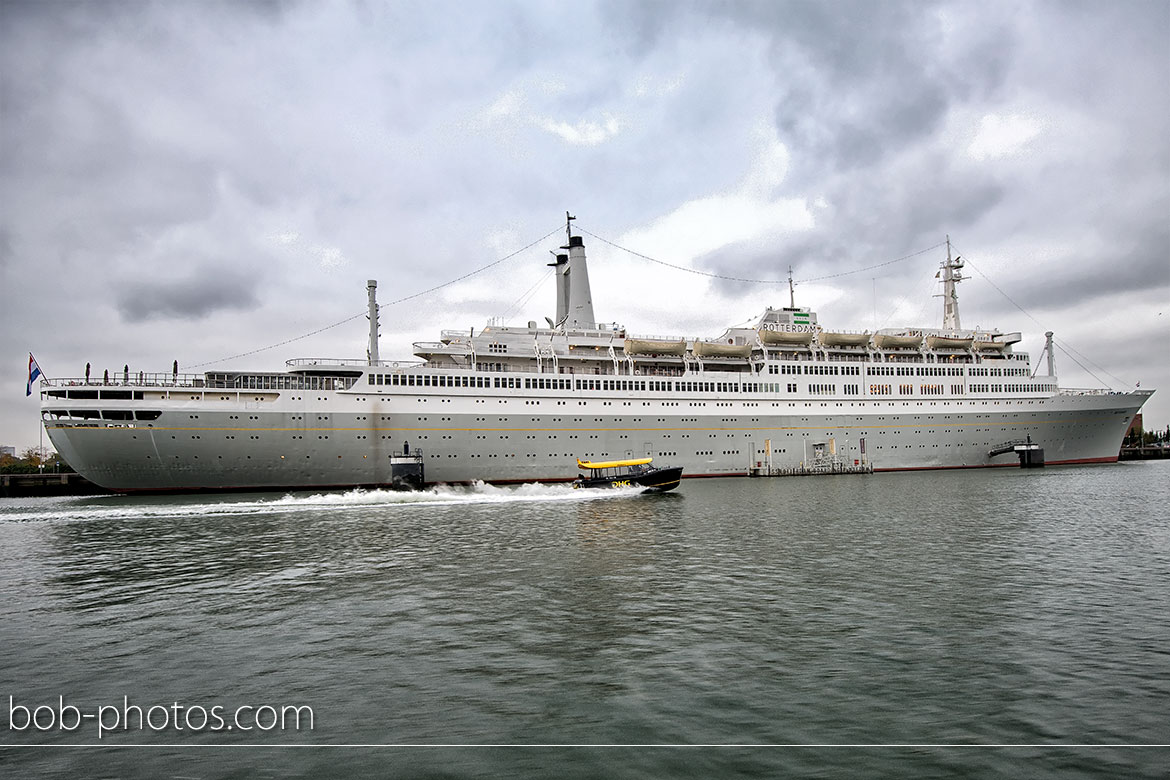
<box><xmin>1126</xmin><ymin>413</ymin><xmax>1144</xmax><ymax>437</ymax></box>
<box><xmin>0</xmin><ymin>445</ymin><xmax>15</xmax><ymax>458</ymax></box>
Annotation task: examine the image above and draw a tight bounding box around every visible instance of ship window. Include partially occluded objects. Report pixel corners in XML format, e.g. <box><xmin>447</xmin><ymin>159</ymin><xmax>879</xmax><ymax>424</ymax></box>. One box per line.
<box><xmin>408</xmin><ymin>375</ymin><xmax>415</xmax><ymax>386</ymax></box>
<box><xmin>135</xmin><ymin>410</ymin><xmax>162</xmax><ymax>421</ymax></box>
<box><xmin>368</xmin><ymin>375</ymin><xmax>375</xmax><ymax>385</ymax></box>
<box><xmin>102</xmin><ymin>410</ymin><xmax>134</xmax><ymax>420</ymax></box>
<box><xmin>70</xmin><ymin>409</ymin><xmax>101</xmax><ymax>419</ymax></box>
<box><xmin>68</xmin><ymin>390</ymin><xmax>99</xmax><ymax>399</ymax></box>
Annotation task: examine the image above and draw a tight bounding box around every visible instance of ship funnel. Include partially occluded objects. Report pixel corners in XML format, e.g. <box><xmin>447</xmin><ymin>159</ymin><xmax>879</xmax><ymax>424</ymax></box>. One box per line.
<box><xmin>564</xmin><ymin>235</ymin><xmax>595</xmax><ymax>329</ymax></box>
<box><xmin>548</xmin><ymin>252</ymin><xmax>569</xmax><ymax>326</ymax></box>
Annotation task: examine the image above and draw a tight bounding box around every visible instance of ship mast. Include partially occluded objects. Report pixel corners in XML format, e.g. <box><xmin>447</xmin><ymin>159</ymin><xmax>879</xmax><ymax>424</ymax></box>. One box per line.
<box><xmin>788</xmin><ymin>266</ymin><xmax>795</xmax><ymax>309</ymax></box>
<box><xmin>367</xmin><ymin>279</ymin><xmax>380</xmax><ymax>365</ymax></box>
<box><xmin>939</xmin><ymin>235</ymin><xmax>964</xmax><ymax>330</ymax></box>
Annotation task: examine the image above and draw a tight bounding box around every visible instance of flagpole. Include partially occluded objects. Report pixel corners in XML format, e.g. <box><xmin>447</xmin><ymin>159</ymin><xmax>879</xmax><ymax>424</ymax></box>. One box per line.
<box><xmin>29</xmin><ymin>352</ymin><xmax>46</xmax><ymax>472</ymax></box>
<box><xmin>37</xmin><ymin>357</ymin><xmax>43</xmax><ymax>472</ymax></box>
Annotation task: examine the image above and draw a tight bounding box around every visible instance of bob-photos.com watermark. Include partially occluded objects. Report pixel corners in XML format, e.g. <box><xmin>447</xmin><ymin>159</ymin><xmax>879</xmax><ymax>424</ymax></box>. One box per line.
<box><xmin>7</xmin><ymin>696</ymin><xmax>314</xmax><ymax>739</ymax></box>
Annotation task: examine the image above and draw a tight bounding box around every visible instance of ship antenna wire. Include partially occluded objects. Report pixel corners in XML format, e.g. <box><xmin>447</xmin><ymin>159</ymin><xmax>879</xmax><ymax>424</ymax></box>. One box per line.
<box><xmin>500</xmin><ymin>268</ymin><xmax>556</xmax><ymax>321</ymax></box>
<box><xmin>1054</xmin><ymin>342</ymin><xmax>1113</xmax><ymax>388</ymax></box>
<box><xmin>377</xmin><ymin>226</ymin><xmax>564</xmax><ymax>310</ymax></box>
<box><xmin>187</xmin><ymin>224</ymin><xmax>564</xmax><ymax>369</ymax></box>
<box><xmin>952</xmin><ymin>242</ymin><xmax>1133</xmax><ymax>389</ymax></box>
<box><xmin>574</xmin><ymin>225</ymin><xmax>945</xmax><ymax>284</ymax></box>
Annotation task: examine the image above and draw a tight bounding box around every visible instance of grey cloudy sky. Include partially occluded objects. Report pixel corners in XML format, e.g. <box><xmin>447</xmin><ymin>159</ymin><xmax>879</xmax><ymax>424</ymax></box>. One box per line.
<box><xmin>2</xmin><ymin>0</ymin><xmax>1168</xmax><ymax>451</ymax></box>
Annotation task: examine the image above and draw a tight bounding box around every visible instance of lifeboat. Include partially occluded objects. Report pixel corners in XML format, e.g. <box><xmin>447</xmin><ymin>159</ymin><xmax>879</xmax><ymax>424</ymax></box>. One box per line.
<box><xmin>819</xmin><ymin>331</ymin><xmax>871</xmax><ymax>347</ymax></box>
<box><xmin>759</xmin><ymin>329</ymin><xmax>815</xmax><ymax>345</ymax></box>
<box><xmin>693</xmin><ymin>340</ymin><xmax>752</xmax><ymax>358</ymax></box>
<box><xmin>926</xmin><ymin>335</ymin><xmax>974</xmax><ymax>350</ymax></box>
<box><xmin>973</xmin><ymin>340</ymin><xmax>1008</xmax><ymax>352</ymax></box>
<box><xmin>623</xmin><ymin>338</ymin><xmax>687</xmax><ymax>356</ymax></box>
<box><xmin>873</xmin><ymin>333</ymin><xmax>922</xmax><ymax>349</ymax></box>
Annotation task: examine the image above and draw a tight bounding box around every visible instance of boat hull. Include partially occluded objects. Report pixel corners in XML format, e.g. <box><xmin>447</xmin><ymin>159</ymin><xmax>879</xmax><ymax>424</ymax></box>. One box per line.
<box><xmin>43</xmin><ymin>386</ymin><xmax>1149</xmax><ymax>491</ymax></box>
<box><xmin>574</xmin><ymin>466</ymin><xmax>683</xmax><ymax>492</ymax></box>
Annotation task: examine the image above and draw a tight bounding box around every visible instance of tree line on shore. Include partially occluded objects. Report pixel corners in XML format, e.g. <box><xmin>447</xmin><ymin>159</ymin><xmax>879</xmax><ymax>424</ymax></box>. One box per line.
<box><xmin>1123</xmin><ymin>424</ymin><xmax>1170</xmax><ymax>448</ymax></box>
<box><xmin>0</xmin><ymin>449</ymin><xmax>72</xmax><ymax>474</ymax></box>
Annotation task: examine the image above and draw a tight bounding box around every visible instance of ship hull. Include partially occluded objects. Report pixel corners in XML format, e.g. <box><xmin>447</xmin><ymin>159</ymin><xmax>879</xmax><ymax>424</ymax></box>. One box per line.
<box><xmin>43</xmin><ymin>386</ymin><xmax>1148</xmax><ymax>491</ymax></box>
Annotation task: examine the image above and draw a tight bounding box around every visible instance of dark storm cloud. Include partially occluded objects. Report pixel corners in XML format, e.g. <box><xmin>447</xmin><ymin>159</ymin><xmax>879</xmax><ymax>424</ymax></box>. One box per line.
<box><xmin>691</xmin><ymin>166</ymin><xmax>1006</xmax><ymax>299</ymax></box>
<box><xmin>611</xmin><ymin>0</ymin><xmax>1011</xmax><ymax>178</ymax></box>
<box><xmin>616</xmin><ymin>0</ymin><xmax>1168</xmax><ymax>318</ymax></box>
<box><xmin>115</xmin><ymin>267</ymin><xmax>260</xmax><ymax>322</ymax></box>
<box><xmin>990</xmin><ymin>222</ymin><xmax>1170</xmax><ymax>313</ymax></box>
<box><xmin>0</xmin><ymin>228</ymin><xmax>11</xmax><ymax>270</ymax></box>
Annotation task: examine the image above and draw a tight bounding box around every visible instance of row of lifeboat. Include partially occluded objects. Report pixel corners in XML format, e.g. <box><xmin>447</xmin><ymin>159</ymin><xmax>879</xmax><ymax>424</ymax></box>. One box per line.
<box><xmin>624</xmin><ymin>331</ymin><xmax>1008</xmax><ymax>356</ymax></box>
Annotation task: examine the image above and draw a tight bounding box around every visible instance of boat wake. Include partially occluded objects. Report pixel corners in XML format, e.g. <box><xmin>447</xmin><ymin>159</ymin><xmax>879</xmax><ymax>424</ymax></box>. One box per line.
<box><xmin>269</xmin><ymin>480</ymin><xmax>648</xmax><ymax>508</ymax></box>
<box><xmin>0</xmin><ymin>482</ymin><xmax>647</xmax><ymax>524</ymax></box>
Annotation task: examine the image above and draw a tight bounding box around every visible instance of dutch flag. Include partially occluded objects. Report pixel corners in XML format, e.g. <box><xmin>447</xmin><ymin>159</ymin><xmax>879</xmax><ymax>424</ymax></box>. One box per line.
<box><xmin>27</xmin><ymin>353</ymin><xmax>43</xmax><ymax>396</ymax></box>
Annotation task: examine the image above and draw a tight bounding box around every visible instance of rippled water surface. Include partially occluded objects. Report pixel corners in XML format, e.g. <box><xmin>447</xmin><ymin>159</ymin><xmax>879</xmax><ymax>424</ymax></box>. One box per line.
<box><xmin>2</xmin><ymin>463</ymin><xmax>1168</xmax><ymax>778</ymax></box>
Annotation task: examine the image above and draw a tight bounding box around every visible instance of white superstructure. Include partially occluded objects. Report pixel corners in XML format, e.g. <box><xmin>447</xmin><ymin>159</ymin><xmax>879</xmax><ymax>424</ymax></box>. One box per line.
<box><xmin>39</xmin><ymin>229</ymin><xmax>1152</xmax><ymax>491</ymax></box>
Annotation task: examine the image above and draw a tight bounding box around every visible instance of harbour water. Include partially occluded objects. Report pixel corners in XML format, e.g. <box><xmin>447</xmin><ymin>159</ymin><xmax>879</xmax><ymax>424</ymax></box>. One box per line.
<box><xmin>2</xmin><ymin>462</ymin><xmax>1167</xmax><ymax>778</ymax></box>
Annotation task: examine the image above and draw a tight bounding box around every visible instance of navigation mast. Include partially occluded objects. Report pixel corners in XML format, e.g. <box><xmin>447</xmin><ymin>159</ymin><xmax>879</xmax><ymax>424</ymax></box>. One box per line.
<box><xmin>938</xmin><ymin>235</ymin><xmax>964</xmax><ymax>330</ymax></box>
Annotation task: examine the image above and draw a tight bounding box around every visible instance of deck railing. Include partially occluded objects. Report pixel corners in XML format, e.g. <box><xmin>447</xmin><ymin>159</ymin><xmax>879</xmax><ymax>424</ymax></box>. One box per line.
<box><xmin>39</xmin><ymin>373</ymin><xmax>206</xmax><ymax>389</ymax></box>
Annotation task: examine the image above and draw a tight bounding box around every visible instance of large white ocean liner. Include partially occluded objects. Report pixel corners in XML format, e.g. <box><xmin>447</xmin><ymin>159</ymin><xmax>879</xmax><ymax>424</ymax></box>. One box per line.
<box><xmin>39</xmin><ymin>223</ymin><xmax>1152</xmax><ymax>491</ymax></box>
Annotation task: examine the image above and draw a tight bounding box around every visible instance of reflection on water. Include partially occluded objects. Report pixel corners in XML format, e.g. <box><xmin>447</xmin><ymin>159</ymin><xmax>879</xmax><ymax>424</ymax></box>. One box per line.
<box><xmin>2</xmin><ymin>464</ymin><xmax>1168</xmax><ymax>778</ymax></box>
